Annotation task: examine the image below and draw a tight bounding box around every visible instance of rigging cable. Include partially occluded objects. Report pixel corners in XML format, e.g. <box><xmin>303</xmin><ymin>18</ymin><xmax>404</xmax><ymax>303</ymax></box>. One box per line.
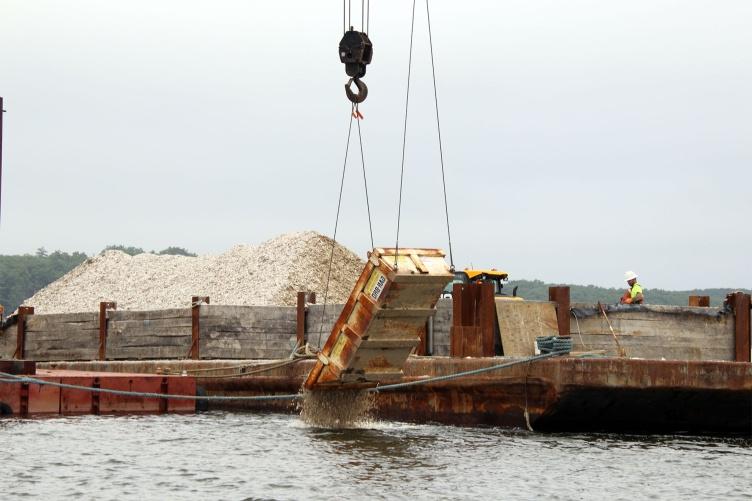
<box><xmin>317</xmin><ymin>104</ymin><xmax>374</xmax><ymax>348</ymax></box>
<box><xmin>356</xmin><ymin>104</ymin><xmax>375</xmax><ymax>250</ymax></box>
<box><xmin>394</xmin><ymin>0</ymin><xmax>417</xmax><ymax>268</ymax></box>
<box><xmin>426</xmin><ymin>0</ymin><xmax>454</xmax><ymax>270</ymax></box>
<box><xmin>317</xmin><ymin>106</ymin><xmax>355</xmax><ymax>349</ymax></box>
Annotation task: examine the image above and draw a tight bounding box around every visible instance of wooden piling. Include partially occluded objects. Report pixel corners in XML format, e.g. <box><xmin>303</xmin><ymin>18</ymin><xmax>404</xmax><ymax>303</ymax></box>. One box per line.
<box><xmin>549</xmin><ymin>286</ymin><xmax>571</xmax><ymax>337</ymax></box>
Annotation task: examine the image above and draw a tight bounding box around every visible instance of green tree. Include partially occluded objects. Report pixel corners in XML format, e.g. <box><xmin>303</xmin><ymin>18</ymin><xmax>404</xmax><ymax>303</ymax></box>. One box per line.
<box><xmin>0</xmin><ymin>251</ymin><xmax>88</xmax><ymax>313</ymax></box>
<box><xmin>103</xmin><ymin>244</ymin><xmax>145</xmax><ymax>256</ymax></box>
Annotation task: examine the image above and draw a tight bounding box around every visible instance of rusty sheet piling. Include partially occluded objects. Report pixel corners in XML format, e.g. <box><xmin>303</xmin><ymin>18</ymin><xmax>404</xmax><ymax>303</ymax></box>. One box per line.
<box><xmin>450</xmin><ymin>282</ymin><xmax>496</xmax><ymax>357</ymax></box>
<box><xmin>689</xmin><ymin>295</ymin><xmax>710</xmax><ymax>307</ymax></box>
<box><xmin>548</xmin><ymin>286</ymin><xmax>571</xmax><ymax>338</ymax></box>
<box><xmin>727</xmin><ymin>292</ymin><xmax>751</xmax><ymax>362</ymax></box>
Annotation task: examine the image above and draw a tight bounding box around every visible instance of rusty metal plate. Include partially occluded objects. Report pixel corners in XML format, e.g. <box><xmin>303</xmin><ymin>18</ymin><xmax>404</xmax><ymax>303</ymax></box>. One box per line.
<box><xmin>98</xmin><ymin>376</ymin><xmax>163</xmax><ymax>414</ymax></box>
<box><xmin>27</xmin><ymin>377</ymin><xmax>61</xmax><ymax>415</ymax></box>
<box><xmin>167</xmin><ymin>376</ymin><xmax>196</xmax><ymax>413</ymax></box>
<box><xmin>304</xmin><ymin>247</ymin><xmax>452</xmax><ymax>389</ymax></box>
<box><xmin>60</xmin><ymin>376</ymin><xmax>95</xmax><ymax>414</ymax></box>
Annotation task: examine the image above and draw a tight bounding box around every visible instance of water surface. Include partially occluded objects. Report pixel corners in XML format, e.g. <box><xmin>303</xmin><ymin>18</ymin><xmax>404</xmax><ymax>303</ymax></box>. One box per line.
<box><xmin>2</xmin><ymin>412</ymin><xmax>750</xmax><ymax>500</ymax></box>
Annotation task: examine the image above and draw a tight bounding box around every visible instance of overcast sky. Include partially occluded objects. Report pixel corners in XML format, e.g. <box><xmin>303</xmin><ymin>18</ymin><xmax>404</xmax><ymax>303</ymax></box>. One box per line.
<box><xmin>1</xmin><ymin>0</ymin><xmax>750</xmax><ymax>290</ymax></box>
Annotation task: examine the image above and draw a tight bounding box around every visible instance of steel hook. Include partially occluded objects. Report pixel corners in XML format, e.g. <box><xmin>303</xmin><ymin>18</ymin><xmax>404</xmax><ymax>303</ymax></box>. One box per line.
<box><xmin>345</xmin><ymin>77</ymin><xmax>368</xmax><ymax>104</ymax></box>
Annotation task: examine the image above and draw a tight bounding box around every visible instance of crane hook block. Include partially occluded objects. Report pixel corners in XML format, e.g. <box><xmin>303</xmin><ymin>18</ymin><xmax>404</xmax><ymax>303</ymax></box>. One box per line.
<box><xmin>339</xmin><ymin>28</ymin><xmax>373</xmax><ymax>78</ymax></box>
<box><xmin>345</xmin><ymin>77</ymin><xmax>368</xmax><ymax>104</ymax></box>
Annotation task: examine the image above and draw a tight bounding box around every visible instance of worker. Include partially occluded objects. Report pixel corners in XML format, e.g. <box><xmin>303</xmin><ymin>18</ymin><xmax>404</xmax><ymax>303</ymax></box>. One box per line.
<box><xmin>620</xmin><ymin>271</ymin><xmax>644</xmax><ymax>305</ymax></box>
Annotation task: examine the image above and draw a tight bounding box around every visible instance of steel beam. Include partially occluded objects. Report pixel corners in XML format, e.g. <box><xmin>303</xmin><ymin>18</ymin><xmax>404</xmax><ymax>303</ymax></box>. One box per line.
<box><xmin>190</xmin><ymin>296</ymin><xmax>209</xmax><ymax>359</ymax></box>
<box><xmin>688</xmin><ymin>295</ymin><xmax>710</xmax><ymax>307</ymax></box>
<box><xmin>728</xmin><ymin>292</ymin><xmax>751</xmax><ymax>363</ymax></box>
<box><xmin>14</xmin><ymin>306</ymin><xmax>34</xmax><ymax>359</ymax></box>
<box><xmin>98</xmin><ymin>301</ymin><xmax>116</xmax><ymax>360</ymax></box>
<box><xmin>549</xmin><ymin>286</ymin><xmax>571</xmax><ymax>337</ymax></box>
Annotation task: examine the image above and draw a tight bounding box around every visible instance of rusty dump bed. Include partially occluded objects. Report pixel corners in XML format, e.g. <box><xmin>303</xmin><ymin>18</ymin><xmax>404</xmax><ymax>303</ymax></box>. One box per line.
<box><xmin>304</xmin><ymin>248</ymin><xmax>452</xmax><ymax>389</ymax></box>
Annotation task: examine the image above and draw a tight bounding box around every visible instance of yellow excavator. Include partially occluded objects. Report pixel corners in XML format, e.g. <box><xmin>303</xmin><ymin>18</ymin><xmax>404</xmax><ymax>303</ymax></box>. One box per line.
<box><xmin>441</xmin><ymin>269</ymin><xmax>522</xmax><ymax>300</ymax></box>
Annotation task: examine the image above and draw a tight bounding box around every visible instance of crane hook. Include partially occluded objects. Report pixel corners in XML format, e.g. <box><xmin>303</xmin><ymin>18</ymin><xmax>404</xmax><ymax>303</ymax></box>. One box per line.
<box><xmin>345</xmin><ymin>77</ymin><xmax>368</xmax><ymax>104</ymax></box>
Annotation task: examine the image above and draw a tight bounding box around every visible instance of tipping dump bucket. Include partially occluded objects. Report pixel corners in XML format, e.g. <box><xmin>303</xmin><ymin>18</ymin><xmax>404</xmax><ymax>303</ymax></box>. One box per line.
<box><xmin>304</xmin><ymin>247</ymin><xmax>453</xmax><ymax>389</ymax></box>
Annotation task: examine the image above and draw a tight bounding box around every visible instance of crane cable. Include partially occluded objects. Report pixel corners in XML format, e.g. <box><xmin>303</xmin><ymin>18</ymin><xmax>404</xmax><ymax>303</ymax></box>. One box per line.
<box><xmin>317</xmin><ymin>103</ymin><xmax>374</xmax><ymax>349</ymax></box>
<box><xmin>318</xmin><ymin>0</ymin><xmax>375</xmax><ymax>350</ymax></box>
<box><xmin>426</xmin><ymin>0</ymin><xmax>454</xmax><ymax>271</ymax></box>
<box><xmin>394</xmin><ymin>0</ymin><xmax>454</xmax><ymax>270</ymax></box>
<box><xmin>344</xmin><ymin>0</ymin><xmax>370</xmax><ymax>34</ymax></box>
<box><xmin>394</xmin><ymin>0</ymin><xmax>416</xmax><ymax>269</ymax></box>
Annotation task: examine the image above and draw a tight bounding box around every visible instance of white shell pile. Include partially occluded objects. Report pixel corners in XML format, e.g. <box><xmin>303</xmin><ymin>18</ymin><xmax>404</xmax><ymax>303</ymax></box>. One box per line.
<box><xmin>25</xmin><ymin>231</ymin><xmax>365</xmax><ymax>314</ymax></box>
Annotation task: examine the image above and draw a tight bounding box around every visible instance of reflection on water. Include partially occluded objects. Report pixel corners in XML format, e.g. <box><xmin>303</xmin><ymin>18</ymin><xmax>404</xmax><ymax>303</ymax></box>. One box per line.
<box><xmin>1</xmin><ymin>412</ymin><xmax>750</xmax><ymax>500</ymax></box>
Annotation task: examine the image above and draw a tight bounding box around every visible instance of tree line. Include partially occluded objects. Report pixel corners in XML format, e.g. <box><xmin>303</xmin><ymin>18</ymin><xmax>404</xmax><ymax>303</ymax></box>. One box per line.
<box><xmin>505</xmin><ymin>279</ymin><xmax>750</xmax><ymax>307</ymax></box>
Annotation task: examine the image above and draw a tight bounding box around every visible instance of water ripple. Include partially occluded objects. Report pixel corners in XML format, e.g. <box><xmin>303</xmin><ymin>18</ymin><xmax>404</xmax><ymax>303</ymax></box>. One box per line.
<box><xmin>1</xmin><ymin>412</ymin><xmax>751</xmax><ymax>500</ymax></box>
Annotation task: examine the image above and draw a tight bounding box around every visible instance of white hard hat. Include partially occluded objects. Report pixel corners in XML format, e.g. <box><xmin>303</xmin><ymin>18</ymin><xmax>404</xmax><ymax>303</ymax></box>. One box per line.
<box><xmin>624</xmin><ymin>270</ymin><xmax>638</xmax><ymax>281</ymax></box>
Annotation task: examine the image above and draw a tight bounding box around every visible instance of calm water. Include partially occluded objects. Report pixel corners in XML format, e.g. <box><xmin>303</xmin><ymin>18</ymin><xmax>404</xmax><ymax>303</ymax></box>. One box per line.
<box><xmin>1</xmin><ymin>412</ymin><xmax>750</xmax><ymax>500</ymax></box>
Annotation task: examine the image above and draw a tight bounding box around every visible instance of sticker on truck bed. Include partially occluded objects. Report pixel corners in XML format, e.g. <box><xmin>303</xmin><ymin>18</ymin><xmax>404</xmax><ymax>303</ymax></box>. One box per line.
<box><xmin>365</xmin><ymin>270</ymin><xmax>387</xmax><ymax>301</ymax></box>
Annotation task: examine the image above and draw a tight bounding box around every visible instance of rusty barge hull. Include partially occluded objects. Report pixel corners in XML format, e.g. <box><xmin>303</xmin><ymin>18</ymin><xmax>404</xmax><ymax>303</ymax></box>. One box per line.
<box><xmin>41</xmin><ymin>356</ymin><xmax>752</xmax><ymax>434</ymax></box>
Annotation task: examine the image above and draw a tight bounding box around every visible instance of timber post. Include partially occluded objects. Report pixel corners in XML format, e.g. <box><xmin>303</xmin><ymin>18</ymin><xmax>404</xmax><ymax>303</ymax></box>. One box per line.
<box><xmin>190</xmin><ymin>296</ymin><xmax>210</xmax><ymax>360</ymax></box>
<box><xmin>549</xmin><ymin>286</ymin><xmax>571</xmax><ymax>338</ymax></box>
<box><xmin>14</xmin><ymin>306</ymin><xmax>34</xmax><ymax>359</ymax></box>
<box><xmin>726</xmin><ymin>292</ymin><xmax>751</xmax><ymax>363</ymax></box>
<box><xmin>98</xmin><ymin>301</ymin><xmax>117</xmax><ymax>360</ymax></box>
<box><xmin>688</xmin><ymin>296</ymin><xmax>710</xmax><ymax>307</ymax></box>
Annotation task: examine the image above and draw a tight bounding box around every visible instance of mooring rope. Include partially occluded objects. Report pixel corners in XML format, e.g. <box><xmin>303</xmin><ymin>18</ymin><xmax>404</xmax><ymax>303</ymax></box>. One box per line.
<box><xmin>367</xmin><ymin>351</ymin><xmax>569</xmax><ymax>393</ymax></box>
<box><xmin>0</xmin><ymin>372</ymin><xmax>301</xmax><ymax>401</ymax></box>
<box><xmin>0</xmin><ymin>352</ymin><xmax>572</xmax><ymax>404</ymax></box>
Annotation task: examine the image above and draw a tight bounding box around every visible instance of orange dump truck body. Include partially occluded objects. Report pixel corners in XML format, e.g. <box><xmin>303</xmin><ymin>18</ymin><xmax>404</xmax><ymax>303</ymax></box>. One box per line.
<box><xmin>304</xmin><ymin>247</ymin><xmax>452</xmax><ymax>389</ymax></box>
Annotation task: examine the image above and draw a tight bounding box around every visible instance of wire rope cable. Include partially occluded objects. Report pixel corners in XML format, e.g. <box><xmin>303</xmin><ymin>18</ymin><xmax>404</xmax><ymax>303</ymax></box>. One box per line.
<box><xmin>393</xmin><ymin>0</ymin><xmax>417</xmax><ymax>268</ymax></box>
<box><xmin>367</xmin><ymin>351</ymin><xmax>569</xmax><ymax>392</ymax></box>
<box><xmin>356</xmin><ymin>104</ymin><xmax>375</xmax><ymax>250</ymax></box>
<box><xmin>0</xmin><ymin>352</ymin><xmax>573</xmax><ymax>405</ymax></box>
<box><xmin>425</xmin><ymin>0</ymin><xmax>454</xmax><ymax>270</ymax></box>
<box><xmin>317</xmin><ymin>106</ymin><xmax>355</xmax><ymax>349</ymax></box>
<box><xmin>0</xmin><ymin>371</ymin><xmax>301</xmax><ymax>402</ymax></box>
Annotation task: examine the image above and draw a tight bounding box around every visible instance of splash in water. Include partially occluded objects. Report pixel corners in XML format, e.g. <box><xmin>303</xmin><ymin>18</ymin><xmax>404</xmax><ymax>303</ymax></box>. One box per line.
<box><xmin>299</xmin><ymin>389</ymin><xmax>375</xmax><ymax>428</ymax></box>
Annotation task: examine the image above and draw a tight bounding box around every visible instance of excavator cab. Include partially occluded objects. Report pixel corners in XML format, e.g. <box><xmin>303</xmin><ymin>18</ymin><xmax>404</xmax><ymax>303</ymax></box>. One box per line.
<box><xmin>441</xmin><ymin>269</ymin><xmax>520</xmax><ymax>299</ymax></box>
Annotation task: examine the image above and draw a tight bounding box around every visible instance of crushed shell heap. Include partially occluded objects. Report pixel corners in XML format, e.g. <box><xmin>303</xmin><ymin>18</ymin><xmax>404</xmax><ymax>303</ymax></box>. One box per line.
<box><xmin>25</xmin><ymin>231</ymin><xmax>365</xmax><ymax>314</ymax></box>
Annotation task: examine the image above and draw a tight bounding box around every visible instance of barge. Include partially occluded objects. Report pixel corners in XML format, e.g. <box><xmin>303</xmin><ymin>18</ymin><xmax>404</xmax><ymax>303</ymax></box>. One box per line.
<box><xmin>1</xmin><ymin>249</ymin><xmax>750</xmax><ymax>434</ymax></box>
